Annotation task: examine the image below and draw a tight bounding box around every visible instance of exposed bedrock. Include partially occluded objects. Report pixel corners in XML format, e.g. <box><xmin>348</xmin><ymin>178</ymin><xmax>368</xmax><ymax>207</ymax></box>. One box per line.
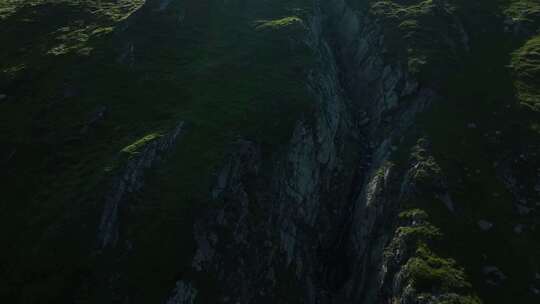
<box><xmin>173</xmin><ymin>1</ymin><xmax>447</xmax><ymax>303</ymax></box>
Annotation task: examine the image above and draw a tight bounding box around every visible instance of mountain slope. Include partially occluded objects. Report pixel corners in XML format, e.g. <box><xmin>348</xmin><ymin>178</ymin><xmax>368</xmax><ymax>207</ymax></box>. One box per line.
<box><xmin>1</xmin><ymin>0</ymin><xmax>539</xmax><ymax>303</ymax></box>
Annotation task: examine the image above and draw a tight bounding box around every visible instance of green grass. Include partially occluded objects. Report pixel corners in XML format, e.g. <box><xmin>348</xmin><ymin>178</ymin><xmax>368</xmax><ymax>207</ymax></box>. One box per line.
<box><xmin>121</xmin><ymin>133</ymin><xmax>162</xmax><ymax>155</ymax></box>
<box><xmin>377</xmin><ymin>1</ymin><xmax>540</xmax><ymax>303</ymax></box>
<box><xmin>0</xmin><ymin>0</ymin><xmax>143</xmax><ymax>73</ymax></box>
<box><xmin>368</xmin><ymin>0</ymin><xmax>464</xmax><ymax>81</ymax></box>
<box><xmin>0</xmin><ymin>0</ymin><xmax>316</xmax><ymax>302</ymax></box>
<box><xmin>254</xmin><ymin>16</ymin><xmax>305</xmax><ymax>31</ymax></box>
<box><xmin>512</xmin><ymin>35</ymin><xmax>540</xmax><ymax>111</ymax></box>
<box><xmin>406</xmin><ymin>243</ymin><xmax>472</xmax><ymax>292</ymax></box>
<box><xmin>389</xmin><ymin>208</ymin><xmax>479</xmax><ymax>302</ymax></box>
<box><xmin>0</xmin><ymin>0</ymin><xmax>144</xmax><ymax>20</ymax></box>
<box><xmin>505</xmin><ymin>0</ymin><xmax>540</xmax><ymax>26</ymax></box>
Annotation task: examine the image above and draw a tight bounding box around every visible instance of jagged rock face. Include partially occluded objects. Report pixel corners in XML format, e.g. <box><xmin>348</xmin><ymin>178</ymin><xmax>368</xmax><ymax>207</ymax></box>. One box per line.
<box><xmin>166</xmin><ymin>281</ymin><xmax>198</xmax><ymax>304</ymax></box>
<box><xmin>98</xmin><ymin>121</ymin><xmax>185</xmax><ymax>248</ymax></box>
<box><xmin>174</xmin><ymin>1</ymin><xmax>540</xmax><ymax>304</ymax></box>
<box><xmin>177</xmin><ymin>2</ymin><xmax>449</xmax><ymax>303</ymax></box>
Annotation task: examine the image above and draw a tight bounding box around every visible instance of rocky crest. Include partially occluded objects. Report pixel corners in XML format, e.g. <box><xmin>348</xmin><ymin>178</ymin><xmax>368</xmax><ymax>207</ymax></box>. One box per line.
<box><xmin>98</xmin><ymin>121</ymin><xmax>185</xmax><ymax>248</ymax></box>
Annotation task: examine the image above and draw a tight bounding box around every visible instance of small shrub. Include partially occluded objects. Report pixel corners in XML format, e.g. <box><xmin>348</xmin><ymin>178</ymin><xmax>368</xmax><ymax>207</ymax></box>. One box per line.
<box><xmin>406</xmin><ymin>243</ymin><xmax>472</xmax><ymax>292</ymax></box>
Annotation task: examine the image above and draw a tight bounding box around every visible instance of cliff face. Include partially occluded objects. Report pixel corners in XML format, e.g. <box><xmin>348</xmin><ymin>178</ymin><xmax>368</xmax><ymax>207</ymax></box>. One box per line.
<box><xmin>1</xmin><ymin>1</ymin><xmax>539</xmax><ymax>303</ymax></box>
<box><xmin>182</xmin><ymin>2</ymin><xmax>470</xmax><ymax>303</ymax></box>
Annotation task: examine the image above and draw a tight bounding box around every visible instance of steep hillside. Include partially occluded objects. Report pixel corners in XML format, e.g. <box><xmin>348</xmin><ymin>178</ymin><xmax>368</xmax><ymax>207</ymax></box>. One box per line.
<box><xmin>1</xmin><ymin>0</ymin><xmax>539</xmax><ymax>303</ymax></box>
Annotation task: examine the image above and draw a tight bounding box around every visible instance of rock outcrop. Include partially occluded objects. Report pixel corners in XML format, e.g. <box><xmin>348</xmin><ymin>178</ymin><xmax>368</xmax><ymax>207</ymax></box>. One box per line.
<box><xmin>98</xmin><ymin>121</ymin><xmax>185</xmax><ymax>248</ymax></box>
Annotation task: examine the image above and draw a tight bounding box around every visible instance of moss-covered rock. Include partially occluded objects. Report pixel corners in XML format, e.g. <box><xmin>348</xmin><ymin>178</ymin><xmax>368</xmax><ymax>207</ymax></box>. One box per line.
<box><xmin>385</xmin><ymin>208</ymin><xmax>480</xmax><ymax>303</ymax></box>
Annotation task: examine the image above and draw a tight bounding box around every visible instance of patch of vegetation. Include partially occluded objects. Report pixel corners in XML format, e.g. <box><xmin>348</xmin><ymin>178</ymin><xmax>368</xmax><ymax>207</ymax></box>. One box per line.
<box><xmin>399</xmin><ymin>208</ymin><xmax>430</xmax><ymax>221</ymax></box>
<box><xmin>505</xmin><ymin>0</ymin><xmax>540</xmax><ymax>28</ymax></box>
<box><xmin>405</xmin><ymin>1</ymin><xmax>540</xmax><ymax>301</ymax></box>
<box><xmin>0</xmin><ymin>0</ymin><xmax>144</xmax><ymax>20</ymax></box>
<box><xmin>0</xmin><ymin>0</ymin><xmax>144</xmax><ymax>85</ymax></box>
<box><xmin>121</xmin><ymin>133</ymin><xmax>162</xmax><ymax>155</ymax></box>
<box><xmin>409</xmin><ymin>139</ymin><xmax>444</xmax><ymax>190</ymax></box>
<box><xmin>397</xmin><ymin>222</ymin><xmax>442</xmax><ymax>241</ymax></box>
<box><xmin>511</xmin><ymin>34</ymin><xmax>540</xmax><ymax>111</ymax></box>
<box><xmin>368</xmin><ymin>0</ymin><xmax>465</xmax><ymax>81</ymax></box>
<box><xmin>406</xmin><ymin>243</ymin><xmax>472</xmax><ymax>292</ymax></box>
<box><xmin>47</xmin><ymin>25</ymin><xmax>115</xmax><ymax>56</ymax></box>
<box><xmin>254</xmin><ymin>16</ymin><xmax>305</xmax><ymax>31</ymax></box>
<box><xmin>392</xmin><ymin>209</ymin><xmax>479</xmax><ymax>302</ymax></box>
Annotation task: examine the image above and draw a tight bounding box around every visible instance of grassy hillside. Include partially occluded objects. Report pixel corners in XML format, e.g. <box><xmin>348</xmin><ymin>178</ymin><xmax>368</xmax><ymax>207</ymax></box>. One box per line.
<box><xmin>0</xmin><ymin>0</ymin><xmax>315</xmax><ymax>302</ymax></box>
<box><xmin>372</xmin><ymin>0</ymin><xmax>540</xmax><ymax>303</ymax></box>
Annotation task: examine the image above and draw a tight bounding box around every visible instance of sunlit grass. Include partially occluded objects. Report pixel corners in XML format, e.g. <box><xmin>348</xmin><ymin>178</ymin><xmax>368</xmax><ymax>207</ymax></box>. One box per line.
<box><xmin>512</xmin><ymin>35</ymin><xmax>540</xmax><ymax>110</ymax></box>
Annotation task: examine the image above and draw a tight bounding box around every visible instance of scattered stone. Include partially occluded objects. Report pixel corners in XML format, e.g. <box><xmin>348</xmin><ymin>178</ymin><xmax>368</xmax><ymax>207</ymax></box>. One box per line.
<box><xmin>0</xmin><ymin>94</ymin><xmax>7</xmax><ymax>102</ymax></box>
<box><xmin>467</xmin><ymin>122</ymin><xmax>477</xmax><ymax>129</ymax></box>
<box><xmin>439</xmin><ymin>193</ymin><xmax>456</xmax><ymax>213</ymax></box>
<box><xmin>514</xmin><ymin>224</ymin><xmax>524</xmax><ymax>234</ymax></box>
<box><xmin>125</xmin><ymin>240</ymin><xmax>134</xmax><ymax>252</ymax></box>
<box><xmin>157</xmin><ymin>0</ymin><xmax>174</xmax><ymax>12</ymax></box>
<box><xmin>359</xmin><ymin>117</ymin><xmax>371</xmax><ymax>126</ymax></box>
<box><xmin>531</xmin><ymin>286</ymin><xmax>540</xmax><ymax>295</ymax></box>
<box><xmin>517</xmin><ymin>204</ymin><xmax>532</xmax><ymax>215</ymax></box>
<box><xmin>165</xmin><ymin>281</ymin><xmax>197</xmax><ymax>304</ymax></box>
<box><xmin>483</xmin><ymin>266</ymin><xmax>507</xmax><ymax>286</ymax></box>
<box><xmin>3</xmin><ymin>147</ymin><xmax>16</xmax><ymax>164</ymax></box>
<box><xmin>535</xmin><ymin>273</ymin><xmax>540</xmax><ymax>280</ymax></box>
<box><xmin>478</xmin><ymin>220</ymin><xmax>494</xmax><ymax>231</ymax></box>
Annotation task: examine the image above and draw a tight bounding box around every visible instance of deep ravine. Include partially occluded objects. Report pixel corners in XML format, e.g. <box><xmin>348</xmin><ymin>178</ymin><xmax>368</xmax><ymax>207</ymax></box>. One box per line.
<box><xmin>164</xmin><ymin>1</ymin><xmax>474</xmax><ymax>303</ymax></box>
